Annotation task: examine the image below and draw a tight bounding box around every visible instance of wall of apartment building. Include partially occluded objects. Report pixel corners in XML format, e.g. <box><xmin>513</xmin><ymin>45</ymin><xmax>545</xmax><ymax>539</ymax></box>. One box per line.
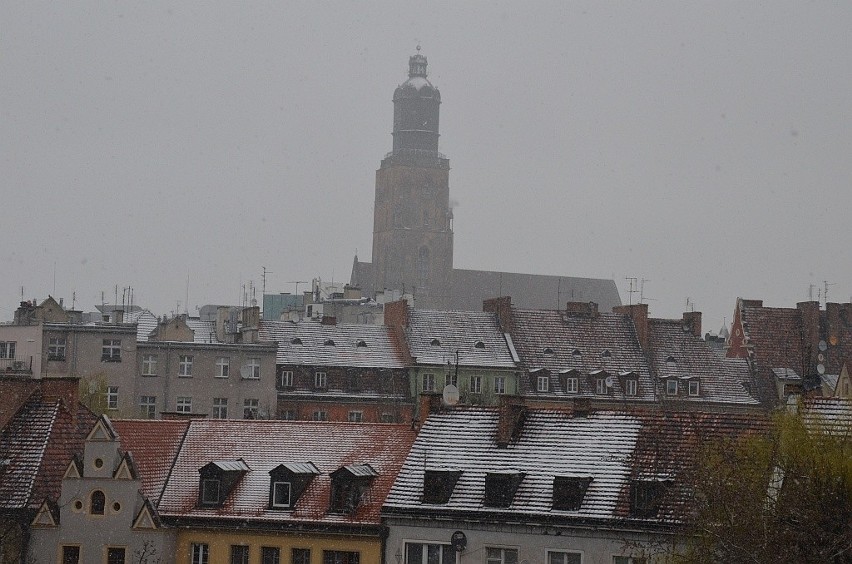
<box><xmin>135</xmin><ymin>342</ymin><xmax>278</xmax><ymax>419</ymax></box>
<box><xmin>276</xmin><ymin>395</ymin><xmax>415</xmax><ymax>424</ymax></box>
<box><xmin>0</xmin><ymin>323</ymin><xmax>42</xmax><ymax>376</ymax></box>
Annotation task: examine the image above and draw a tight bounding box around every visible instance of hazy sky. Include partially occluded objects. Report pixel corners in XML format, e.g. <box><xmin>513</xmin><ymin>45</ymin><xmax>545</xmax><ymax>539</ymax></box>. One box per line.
<box><xmin>3</xmin><ymin>2</ymin><xmax>851</xmax><ymax>329</ymax></box>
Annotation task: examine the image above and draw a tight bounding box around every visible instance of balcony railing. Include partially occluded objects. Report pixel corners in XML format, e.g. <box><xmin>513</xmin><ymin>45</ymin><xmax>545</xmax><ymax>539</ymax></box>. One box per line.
<box><xmin>0</xmin><ymin>357</ymin><xmax>33</xmax><ymax>373</ymax></box>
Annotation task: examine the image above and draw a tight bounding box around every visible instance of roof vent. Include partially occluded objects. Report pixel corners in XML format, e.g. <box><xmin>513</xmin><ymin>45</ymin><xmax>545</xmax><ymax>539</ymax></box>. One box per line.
<box><xmin>290</xmin><ymin>337</ymin><xmax>303</xmax><ymax>345</ymax></box>
<box><xmin>543</xmin><ymin>347</ymin><xmax>554</xmax><ymax>356</ymax></box>
<box><xmin>324</xmin><ymin>339</ymin><xmax>336</xmax><ymax>346</ymax></box>
<box><xmin>474</xmin><ymin>340</ymin><xmax>485</xmax><ymax>349</ymax></box>
<box><xmin>356</xmin><ymin>340</ymin><xmax>367</xmax><ymax>348</ymax></box>
<box><xmin>430</xmin><ymin>338</ymin><xmax>441</xmax><ymax>346</ymax></box>
<box><xmin>572</xmin><ymin>348</ymin><xmax>582</xmax><ymax>357</ymax></box>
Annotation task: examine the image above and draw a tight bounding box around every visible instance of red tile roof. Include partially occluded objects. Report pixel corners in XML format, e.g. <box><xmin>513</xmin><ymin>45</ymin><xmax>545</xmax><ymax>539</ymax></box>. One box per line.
<box><xmin>112</xmin><ymin>419</ymin><xmax>190</xmax><ymax>504</ymax></box>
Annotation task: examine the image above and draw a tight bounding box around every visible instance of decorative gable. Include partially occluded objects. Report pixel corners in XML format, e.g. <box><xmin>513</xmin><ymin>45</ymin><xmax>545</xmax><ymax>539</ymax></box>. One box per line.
<box><xmin>31</xmin><ymin>499</ymin><xmax>59</xmax><ymax>527</ymax></box>
<box><xmin>63</xmin><ymin>456</ymin><xmax>83</xmax><ymax>479</ymax></box>
<box><xmin>198</xmin><ymin>460</ymin><xmax>250</xmax><ymax>507</ymax></box>
<box><xmin>132</xmin><ymin>499</ymin><xmax>161</xmax><ymax>530</ymax></box>
<box><xmin>86</xmin><ymin>416</ymin><xmax>118</xmax><ymax>442</ymax></box>
<box><xmin>113</xmin><ymin>452</ymin><xmax>138</xmax><ymax>480</ymax></box>
<box><xmin>268</xmin><ymin>462</ymin><xmax>320</xmax><ymax>509</ymax></box>
<box><xmin>330</xmin><ymin>464</ymin><xmax>378</xmax><ymax>514</ymax></box>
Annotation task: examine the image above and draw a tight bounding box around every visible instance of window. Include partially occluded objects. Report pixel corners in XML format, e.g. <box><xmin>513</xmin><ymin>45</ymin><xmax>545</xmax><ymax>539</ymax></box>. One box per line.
<box><xmin>666</xmin><ymin>379</ymin><xmax>678</xmax><ymax>395</ymax></box>
<box><xmin>613</xmin><ymin>558</ymin><xmax>647</xmax><ymax>564</ymax></box>
<box><xmin>278</xmin><ymin>370</ymin><xmax>294</xmax><ymax>388</ymax></box>
<box><xmin>292</xmin><ymin>549</ymin><xmax>311</xmax><ymax>564</ymax></box>
<box><xmin>272</xmin><ymin>481</ymin><xmax>291</xmax><ymax>507</ymax></box>
<box><xmin>537</xmin><ymin>375</ymin><xmax>549</xmax><ymax>392</ymax></box>
<box><xmin>494</xmin><ymin>376</ymin><xmax>506</xmax><ymax>394</ymax></box>
<box><xmin>230</xmin><ymin>545</ymin><xmax>249</xmax><ymax>564</ymax></box>
<box><xmin>261</xmin><ymin>547</ymin><xmax>280</xmax><ymax>564</ymax></box>
<box><xmin>430</xmin><ymin>338</ymin><xmax>441</xmax><ymax>346</ymax></box>
<box><xmin>281</xmin><ymin>409</ymin><xmax>296</xmax><ymax>420</ymax></box>
<box><xmin>48</xmin><ymin>337</ymin><xmax>66</xmax><ymax>360</ymax></box>
<box><xmin>312</xmin><ymin>410</ymin><xmax>328</xmax><ymax>421</ymax></box>
<box><xmin>315</xmin><ymin>371</ymin><xmax>327</xmax><ymax>389</ymax></box>
<box><xmin>0</xmin><ymin>341</ymin><xmax>16</xmax><ymax>359</ymax></box>
<box><xmin>90</xmin><ymin>490</ymin><xmax>106</xmax><ymax>514</ymax></box>
<box><xmin>243</xmin><ymin>398</ymin><xmax>259</xmax><ymax>419</ymax></box>
<box><xmin>446</xmin><ymin>372</ymin><xmax>458</xmax><ymax>387</ymax></box>
<box><xmin>107</xmin><ymin>547</ymin><xmax>126</xmax><ymax>564</ymax></box>
<box><xmin>406</xmin><ymin>543</ymin><xmax>457</xmax><ymax>564</ymax></box>
<box><xmin>553</xmin><ymin>476</ymin><xmax>593</xmax><ymax>510</ymax></box>
<box><xmin>380</xmin><ymin>412</ymin><xmax>395</xmax><ymax>423</ymax></box>
<box><xmin>322</xmin><ymin>551</ymin><xmax>359</xmax><ymax>564</ymax></box>
<box><xmin>201</xmin><ymin>479</ymin><xmax>220</xmax><ymax>505</ymax></box>
<box><xmin>245</xmin><ymin>357</ymin><xmax>261</xmax><ymax>379</ymax></box>
<box><xmin>177</xmin><ymin>396</ymin><xmax>192</xmax><ymax>413</ymax></box>
<box><xmin>105</xmin><ymin>387</ymin><xmax>119</xmax><ymax>410</ymax></box>
<box><xmin>423</xmin><ymin>470</ymin><xmax>462</xmax><ymax>504</ymax></box>
<box><xmin>688</xmin><ymin>379</ymin><xmax>700</xmax><ymax>396</ymax></box>
<box><xmin>191</xmin><ymin>543</ymin><xmax>209</xmax><ymax>564</ymax></box>
<box><xmin>139</xmin><ymin>396</ymin><xmax>156</xmax><ymax>419</ymax></box>
<box><xmin>212</xmin><ymin>398</ymin><xmax>228</xmax><ymax>419</ymax></box>
<box><xmin>422</xmin><ymin>373</ymin><xmax>435</xmax><ymax>392</ymax></box>
<box><xmin>486</xmin><ymin>548</ymin><xmax>518</xmax><ymax>564</ymax></box>
<box><xmin>565</xmin><ymin>377</ymin><xmax>578</xmax><ymax>393</ymax></box>
<box><xmin>548</xmin><ymin>552</ymin><xmax>581</xmax><ymax>564</ymax></box>
<box><xmin>216</xmin><ymin>356</ymin><xmax>230</xmax><ymax>378</ymax></box>
<box><xmin>595</xmin><ymin>378</ymin><xmax>607</xmax><ymax>395</ymax></box>
<box><xmin>61</xmin><ymin>546</ymin><xmax>80</xmax><ymax>564</ymax></box>
<box><xmin>179</xmin><ymin>355</ymin><xmax>193</xmax><ymax>377</ymax></box>
<box><xmin>626</xmin><ymin>379</ymin><xmax>638</xmax><ymax>396</ymax></box>
<box><xmin>630</xmin><ymin>480</ymin><xmax>669</xmax><ymax>518</ymax></box>
<box><xmin>484</xmin><ymin>473</ymin><xmax>524</xmax><ymax>507</ymax></box>
<box><xmin>101</xmin><ymin>339</ymin><xmax>121</xmax><ymax>362</ymax></box>
<box><xmin>348</xmin><ymin>411</ymin><xmax>363</xmax><ymax>422</ymax></box>
<box><xmin>470</xmin><ymin>375</ymin><xmax>482</xmax><ymax>394</ymax></box>
<box><xmin>141</xmin><ymin>354</ymin><xmax>157</xmax><ymax>376</ymax></box>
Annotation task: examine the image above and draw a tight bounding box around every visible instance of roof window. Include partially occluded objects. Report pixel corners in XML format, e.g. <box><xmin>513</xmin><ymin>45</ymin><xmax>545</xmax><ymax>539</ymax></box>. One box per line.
<box><xmin>688</xmin><ymin>379</ymin><xmax>700</xmax><ymax>396</ymax></box>
<box><xmin>430</xmin><ymin>338</ymin><xmax>441</xmax><ymax>346</ymax></box>
<box><xmin>422</xmin><ymin>470</ymin><xmax>462</xmax><ymax>504</ymax></box>
<box><xmin>665</xmin><ymin>355</ymin><xmax>677</xmax><ymax>368</ymax></box>
<box><xmin>552</xmin><ymin>476</ymin><xmax>593</xmax><ymax>511</ymax></box>
<box><xmin>484</xmin><ymin>472</ymin><xmax>525</xmax><ymax>508</ymax></box>
<box><xmin>198</xmin><ymin>460</ymin><xmax>249</xmax><ymax>507</ymax></box>
<box><xmin>630</xmin><ymin>478</ymin><xmax>671</xmax><ymax>518</ymax></box>
<box><xmin>268</xmin><ymin>462</ymin><xmax>320</xmax><ymax>510</ymax></box>
<box><xmin>330</xmin><ymin>464</ymin><xmax>378</xmax><ymax>514</ymax></box>
<box><xmin>474</xmin><ymin>340</ymin><xmax>485</xmax><ymax>349</ymax></box>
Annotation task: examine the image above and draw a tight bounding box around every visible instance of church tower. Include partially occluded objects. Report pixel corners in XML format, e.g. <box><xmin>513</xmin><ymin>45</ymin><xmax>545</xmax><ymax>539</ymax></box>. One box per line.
<box><xmin>370</xmin><ymin>50</ymin><xmax>454</xmax><ymax>308</ymax></box>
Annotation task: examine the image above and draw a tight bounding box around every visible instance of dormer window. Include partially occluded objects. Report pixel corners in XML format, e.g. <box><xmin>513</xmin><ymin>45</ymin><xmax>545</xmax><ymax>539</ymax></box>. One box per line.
<box><xmin>474</xmin><ymin>340</ymin><xmax>485</xmax><ymax>349</ymax></box>
<box><xmin>688</xmin><ymin>379</ymin><xmax>700</xmax><ymax>396</ymax></box>
<box><xmin>430</xmin><ymin>338</ymin><xmax>441</xmax><ymax>346</ymax></box>
<box><xmin>324</xmin><ymin>339</ymin><xmax>335</xmax><ymax>346</ymax></box>
<box><xmin>559</xmin><ymin>369</ymin><xmax>580</xmax><ymax>394</ymax></box>
<box><xmin>268</xmin><ymin>462</ymin><xmax>319</xmax><ymax>510</ymax></box>
<box><xmin>356</xmin><ymin>340</ymin><xmax>367</xmax><ymax>348</ymax></box>
<box><xmin>572</xmin><ymin>348</ymin><xmax>582</xmax><ymax>357</ymax></box>
<box><xmin>198</xmin><ymin>460</ymin><xmax>249</xmax><ymax>507</ymax></box>
<box><xmin>665</xmin><ymin>356</ymin><xmax>677</xmax><ymax>369</ymax></box>
<box><xmin>626</xmin><ymin>378</ymin><xmax>638</xmax><ymax>396</ymax></box>
<box><xmin>330</xmin><ymin>464</ymin><xmax>378</xmax><ymax>513</ymax></box>
<box><xmin>630</xmin><ymin>478</ymin><xmax>671</xmax><ymax>518</ymax></box>
<box><xmin>602</xmin><ymin>349</ymin><xmax>612</xmax><ymax>358</ymax></box>
<box><xmin>665</xmin><ymin>379</ymin><xmax>678</xmax><ymax>395</ymax></box>
<box><xmin>537</xmin><ymin>375</ymin><xmax>550</xmax><ymax>392</ymax></box>
<box><xmin>290</xmin><ymin>337</ymin><xmax>302</xmax><ymax>345</ymax></box>
<box><xmin>422</xmin><ymin>470</ymin><xmax>462</xmax><ymax>504</ymax></box>
<box><xmin>543</xmin><ymin>347</ymin><xmax>554</xmax><ymax>356</ymax></box>
<box><xmin>552</xmin><ymin>476</ymin><xmax>593</xmax><ymax>510</ymax></box>
<box><xmin>484</xmin><ymin>472</ymin><xmax>524</xmax><ymax>508</ymax></box>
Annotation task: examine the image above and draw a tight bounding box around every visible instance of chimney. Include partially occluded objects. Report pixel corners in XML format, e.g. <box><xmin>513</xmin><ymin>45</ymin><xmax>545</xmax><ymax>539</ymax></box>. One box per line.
<box><xmin>565</xmin><ymin>302</ymin><xmax>599</xmax><ymax>318</ymax></box>
<box><xmin>797</xmin><ymin>301</ymin><xmax>821</xmax><ymax>371</ymax></box>
<box><xmin>573</xmin><ymin>397</ymin><xmax>592</xmax><ymax>418</ymax></box>
<box><xmin>384</xmin><ymin>300</ymin><xmax>410</xmax><ymax>329</ymax></box>
<box><xmin>740</xmin><ymin>299</ymin><xmax>764</xmax><ymax>308</ymax></box>
<box><xmin>825</xmin><ymin>302</ymin><xmax>851</xmax><ymax>353</ymax></box>
<box><xmin>417</xmin><ymin>392</ymin><xmax>443</xmax><ymax>428</ymax></box>
<box><xmin>682</xmin><ymin>311</ymin><xmax>702</xmax><ymax>338</ymax></box>
<box><xmin>496</xmin><ymin>395</ymin><xmax>526</xmax><ymax>448</ymax></box>
<box><xmin>320</xmin><ymin>316</ymin><xmax>337</xmax><ymax>326</ymax></box>
<box><xmin>113</xmin><ymin>309</ymin><xmax>124</xmax><ymax>324</ymax></box>
<box><xmin>613</xmin><ymin>303</ymin><xmax>650</xmax><ymax>350</ymax></box>
<box><xmin>483</xmin><ymin>296</ymin><xmax>514</xmax><ymax>333</ymax></box>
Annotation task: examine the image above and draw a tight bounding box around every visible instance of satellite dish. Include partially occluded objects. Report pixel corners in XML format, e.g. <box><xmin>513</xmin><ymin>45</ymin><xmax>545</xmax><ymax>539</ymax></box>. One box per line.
<box><xmin>240</xmin><ymin>365</ymin><xmax>251</xmax><ymax>379</ymax></box>
<box><xmin>818</xmin><ymin>340</ymin><xmax>828</xmax><ymax>352</ymax></box>
<box><xmin>605</xmin><ymin>376</ymin><xmax>614</xmax><ymax>388</ymax></box>
<box><xmin>817</xmin><ymin>364</ymin><xmax>826</xmax><ymax>375</ymax></box>
<box><xmin>442</xmin><ymin>384</ymin><xmax>460</xmax><ymax>406</ymax></box>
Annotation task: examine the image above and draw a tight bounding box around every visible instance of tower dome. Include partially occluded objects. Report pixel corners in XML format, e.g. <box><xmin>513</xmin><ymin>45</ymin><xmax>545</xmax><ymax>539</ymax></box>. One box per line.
<box><xmin>392</xmin><ymin>48</ymin><xmax>441</xmax><ymax>155</ymax></box>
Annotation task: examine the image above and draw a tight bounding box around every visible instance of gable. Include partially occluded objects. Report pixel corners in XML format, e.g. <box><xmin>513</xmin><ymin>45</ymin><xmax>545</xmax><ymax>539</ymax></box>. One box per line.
<box><xmin>113</xmin><ymin>453</ymin><xmax>138</xmax><ymax>480</ymax></box>
<box><xmin>63</xmin><ymin>457</ymin><xmax>83</xmax><ymax>479</ymax></box>
<box><xmin>86</xmin><ymin>417</ymin><xmax>118</xmax><ymax>442</ymax></box>
<box><xmin>132</xmin><ymin>501</ymin><xmax>160</xmax><ymax>530</ymax></box>
<box><xmin>31</xmin><ymin>499</ymin><xmax>58</xmax><ymax>527</ymax></box>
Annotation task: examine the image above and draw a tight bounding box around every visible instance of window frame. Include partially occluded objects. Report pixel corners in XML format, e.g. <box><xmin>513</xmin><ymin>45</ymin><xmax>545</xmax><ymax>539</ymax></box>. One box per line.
<box><xmin>139</xmin><ymin>395</ymin><xmax>156</xmax><ymax>419</ymax></box>
<box><xmin>278</xmin><ymin>370</ymin><xmax>294</xmax><ymax>388</ymax></box>
<box><xmin>178</xmin><ymin>355</ymin><xmax>193</xmax><ymax>377</ymax></box>
<box><xmin>101</xmin><ymin>339</ymin><xmax>121</xmax><ymax>362</ymax></box>
<box><xmin>666</xmin><ymin>379</ymin><xmax>678</xmax><ymax>396</ymax></box>
<box><xmin>565</xmin><ymin>377</ymin><xmax>578</xmax><ymax>393</ymax></box>
<box><xmin>141</xmin><ymin>354</ymin><xmax>157</xmax><ymax>376</ymax></box>
<box><xmin>470</xmin><ymin>375</ymin><xmax>482</xmax><ymax>394</ymax></box>
<box><xmin>106</xmin><ymin>546</ymin><xmax>127</xmax><ymax>564</ymax></box>
<box><xmin>404</xmin><ymin>542</ymin><xmax>457</xmax><ymax>564</ymax></box>
<box><xmin>0</xmin><ymin>341</ymin><xmax>16</xmax><ymax>359</ymax></box>
<box><xmin>61</xmin><ymin>545</ymin><xmax>81</xmax><ymax>564</ymax></box>
<box><xmin>546</xmin><ymin>550</ymin><xmax>582</xmax><ymax>564</ymax></box>
<box><xmin>243</xmin><ymin>398</ymin><xmax>259</xmax><ymax>419</ymax></box>
<box><xmin>494</xmin><ymin>376</ymin><xmax>506</xmax><ymax>395</ymax></box>
<box><xmin>315</xmin><ymin>371</ymin><xmax>328</xmax><ymax>389</ymax></box>
<box><xmin>626</xmin><ymin>378</ymin><xmax>638</xmax><ymax>396</ymax></box>
<box><xmin>688</xmin><ymin>379</ymin><xmax>700</xmax><ymax>396</ymax></box>
<box><xmin>176</xmin><ymin>396</ymin><xmax>192</xmax><ymax>414</ymax></box>
<box><xmin>485</xmin><ymin>547</ymin><xmax>519</xmax><ymax>564</ymax></box>
<box><xmin>348</xmin><ymin>410</ymin><xmax>364</xmax><ymax>422</ymax></box>
<box><xmin>212</xmin><ymin>398</ymin><xmax>228</xmax><ymax>419</ymax></box>
<box><xmin>105</xmin><ymin>387</ymin><xmax>119</xmax><ymax>411</ymax></box>
<box><xmin>48</xmin><ymin>337</ymin><xmax>66</xmax><ymax>361</ymax></box>
<box><xmin>216</xmin><ymin>356</ymin><xmax>230</xmax><ymax>378</ymax></box>
<box><xmin>90</xmin><ymin>490</ymin><xmax>106</xmax><ymax>515</ymax></box>
<box><xmin>312</xmin><ymin>410</ymin><xmax>328</xmax><ymax>421</ymax></box>
<box><xmin>595</xmin><ymin>378</ymin><xmax>607</xmax><ymax>395</ymax></box>
<box><xmin>292</xmin><ymin>548</ymin><xmax>310</xmax><ymax>564</ymax></box>
<box><xmin>271</xmin><ymin>481</ymin><xmax>291</xmax><ymax>508</ymax></box>
<box><xmin>191</xmin><ymin>543</ymin><xmax>209</xmax><ymax>564</ymax></box>
<box><xmin>422</xmin><ymin>373</ymin><xmax>436</xmax><ymax>392</ymax></box>
<box><xmin>537</xmin><ymin>375</ymin><xmax>549</xmax><ymax>392</ymax></box>
<box><xmin>230</xmin><ymin>545</ymin><xmax>249</xmax><ymax>564</ymax></box>
<box><xmin>200</xmin><ymin>479</ymin><xmax>220</xmax><ymax>505</ymax></box>
<box><xmin>246</xmin><ymin>357</ymin><xmax>261</xmax><ymax>379</ymax></box>
<box><xmin>260</xmin><ymin>547</ymin><xmax>281</xmax><ymax>564</ymax></box>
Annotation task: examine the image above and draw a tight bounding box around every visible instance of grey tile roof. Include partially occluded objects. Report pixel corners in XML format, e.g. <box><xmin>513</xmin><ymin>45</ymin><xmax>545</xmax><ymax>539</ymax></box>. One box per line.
<box><xmin>259</xmin><ymin>320</ymin><xmax>409</xmax><ymax>369</ymax></box>
<box><xmin>509</xmin><ymin>309</ymin><xmax>655</xmax><ymax>400</ymax></box>
<box><xmin>406</xmin><ymin>309</ymin><xmax>517</xmax><ymax>368</ymax></box>
<box><xmin>800</xmin><ymin>397</ymin><xmax>852</xmax><ymax>435</ymax></box>
<box><xmin>649</xmin><ymin>319</ymin><xmax>759</xmax><ymax>405</ymax></box>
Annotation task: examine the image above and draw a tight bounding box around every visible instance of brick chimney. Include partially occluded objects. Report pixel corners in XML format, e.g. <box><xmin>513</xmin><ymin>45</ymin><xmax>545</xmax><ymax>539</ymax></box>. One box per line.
<box><xmin>416</xmin><ymin>391</ymin><xmax>442</xmax><ymax>428</ymax></box>
<box><xmin>740</xmin><ymin>299</ymin><xmax>764</xmax><ymax>308</ymax></box>
<box><xmin>496</xmin><ymin>395</ymin><xmax>526</xmax><ymax>448</ymax></box>
<box><xmin>682</xmin><ymin>311</ymin><xmax>702</xmax><ymax>338</ymax></box>
<box><xmin>797</xmin><ymin>301</ymin><xmax>821</xmax><ymax>370</ymax></box>
<box><xmin>483</xmin><ymin>296</ymin><xmax>514</xmax><ymax>333</ymax></box>
<box><xmin>113</xmin><ymin>309</ymin><xmax>124</xmax><ymax>324</ymax></box>
<box><xmin>565</xmin><ymin>302</ymin><xmax>598</xmax><ymax>318</ymax></box>
<box><xmin>384</xmin><ymin>300</ymin><xmax>410</xmax><ymax>329</ymax></box>
<box><xmin>613</xmin><ymin>303</ymin><xmax>650</xmax><ymax>350</ymax></box>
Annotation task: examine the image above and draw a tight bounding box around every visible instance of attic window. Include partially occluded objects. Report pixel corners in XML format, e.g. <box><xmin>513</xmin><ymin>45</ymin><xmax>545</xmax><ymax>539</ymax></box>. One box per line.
<box><xmin>290</xmin><ymin>338</ymin><xmax>302</xmax><ymax>345</ymax></box>
<box><xmin>484</xmin><ymin>472</ymin><xmax>525</xmax><ymax>508</ymax></box>
<box><xmin>543</xmin><ymin>347</ymin><xmax>554</xmax><ymax>356</ymax></box>
<box><xmin>602</xmin><ymin>349</ymin><xmax>612</xmax><ymax>358</ymax></box>
<box><xmin>422</xmin><ymin>470</ymin><xmax>462</xmax><ymax>504</ymax></box>
<box><xmin>552</xmin><ymin>476</ymin><xmax>593</xmax><ymax>511</ymax></box>
<box><xmin>430</xmin><ymin>338</ymin><xmax>441</xmax><ymax>346</ymax></box>
<box><xmin>356</xmin><ymin>340</ymin><xmax>367</xmax><ymax>348</ymax></box>
<box><xmin>665</xmin><ymin>356</ymin><xmax>677</xmax><ymax>368</ymax></box>
<box><xmin>324</xmin><ymin>339</ymin><xmax>335</xmax><ymax>346</ymax></box>
<box><xmin>630</xmin><ymin>479</ymin><xmax>671</xmax><ymax>518</ymax></box>
<box><xmin>330</xmin><ymin>464</ymin><xmax>378</xmax><ymax>514</ymax></box>
<box><xmin>688</xmin><ymin>379</ymin><xmax>700</xmax><ymax>396</ymax></box>
<box><xmin>201</xmin><ymin>479</ymin><xmax>220</xmax><ymax>505</ymax></box>
<box><xmin>474</xmin><ymin>340</ymin><xmax>486</xmax><ymax>349</ymax></box>
<box><xmin>268</xmin><ymin>462</ymin><xmax>319</xmax><ymax>510</ymax></box>
<box><xmin>198</xmin><ymin>460</ymin><xmax>249</xmax><ymax>507</ymax></box>
<box><xmin>665</xmin><ymin>379</ymin><xmax>678</xmax><ymax>395</ymax></box>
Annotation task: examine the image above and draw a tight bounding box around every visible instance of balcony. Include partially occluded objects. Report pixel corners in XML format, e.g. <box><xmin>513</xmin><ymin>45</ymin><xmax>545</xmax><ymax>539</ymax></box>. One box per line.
<box><xmin>0</xmin><ymin>357</ymin><xmax>33</xmax><ymax>374</ymax></box>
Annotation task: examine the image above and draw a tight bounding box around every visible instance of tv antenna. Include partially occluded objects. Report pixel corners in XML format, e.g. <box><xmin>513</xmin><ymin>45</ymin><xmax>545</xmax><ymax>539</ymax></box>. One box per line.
<box><xmin>625</xmin><ymin>278</ymin><xmax>638</xmax><ymax>306</ymax></box>
<box><xmin>262</xmin><ymin>266</ymin><xmax>273</xmax><ymax>298</ymax></box>
<box><xmin>287</xmin><ymin>281</ymin><xmax>308</xmax><ymax>295</ymax></box>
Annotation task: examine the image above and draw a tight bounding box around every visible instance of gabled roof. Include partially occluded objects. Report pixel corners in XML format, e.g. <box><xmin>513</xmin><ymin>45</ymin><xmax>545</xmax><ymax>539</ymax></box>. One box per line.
<box><xmin>800</xmin><ymin>397</ymin><xmax>852</xmax><ymax>435</ymax></box>
<box><xmin>405</xmin><ymin>309</ymin><xmax>516</xmax><ymax>368</ymax></box>
<box><xmin>648</xmin><ymin>319</ymin><xmax>759</xmax><ymax>405</ymax></box>
<box><xmin>509</xmin><ymin>308</ymin><xmax>654</xmax><ymax>400</ymax></box>
<box><xmin>151</xmin><ymin>419</ymin><xmax>415</xmax><ymax>525</ymax></box>
<box><xmin>260</xmin><ymin>320</ymin><xmax>409</xmax><ymax>369</ymax></box>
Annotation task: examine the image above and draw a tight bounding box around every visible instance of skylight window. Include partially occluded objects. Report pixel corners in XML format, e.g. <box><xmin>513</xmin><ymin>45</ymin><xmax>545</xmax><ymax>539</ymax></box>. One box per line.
<box><xmin>665</xmin><ymin>355</ymin><xmax>677</xmax><ymax>368</ymax></box>
<box><xmin>602</xmin><ymin>349</ymin><xmax>612</xmax><ymax>358</ymax></box>
<box><xmin>572</xmin><ymin>348</ymin><xmax>582</xmax><ymax>357</ymax></box>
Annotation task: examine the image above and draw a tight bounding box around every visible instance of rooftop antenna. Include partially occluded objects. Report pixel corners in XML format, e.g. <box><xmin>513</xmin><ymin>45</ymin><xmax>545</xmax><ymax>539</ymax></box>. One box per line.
<box><xmin>186</xmin><ymin>272</ymin><xmax>190</xmax><ymax>314</ymax></box>
<box><xmin>685</xmin><ymin>297</ymin><xmax>694</xmax><ymax>312</ymax></box>
<box><xmin>71</xmin><ymin>291</ymin><xmax>76</xmax><ymax>310</ymax></box>
<box><xmin>262</xmin><ymin>266</ymin><xmax>273</xmax><ymax>299</ymax></box>
<box><xmin>287</xmin><ymin>281</ymin><xmax>308</xmax><ymax>295</ymax></box>
<box><xmin>625</xmin><ymin>277</ymin><xmax>638</xmax><ymax>306</ymax></box>
<box><xmin>808</xmin><ymin>284</ymin><xmax>816</xmax><ymax>301</ymax></box>
<box><xmin>53</xmin><ymin>262</ymin><xmax>56</xmax><ymax>295</ymax></box>
<box><xmin>823</xmin><ymin>280</ymin><xmax>835</xmax><ymax>306</ymax></box>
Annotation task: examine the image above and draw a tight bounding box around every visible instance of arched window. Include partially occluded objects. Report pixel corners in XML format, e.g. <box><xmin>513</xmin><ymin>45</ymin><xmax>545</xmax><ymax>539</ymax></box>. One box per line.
<box><xmin>90</xmin><ymin>490</ymin><xmax>106</xmax><ymax>515</ymax></box>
